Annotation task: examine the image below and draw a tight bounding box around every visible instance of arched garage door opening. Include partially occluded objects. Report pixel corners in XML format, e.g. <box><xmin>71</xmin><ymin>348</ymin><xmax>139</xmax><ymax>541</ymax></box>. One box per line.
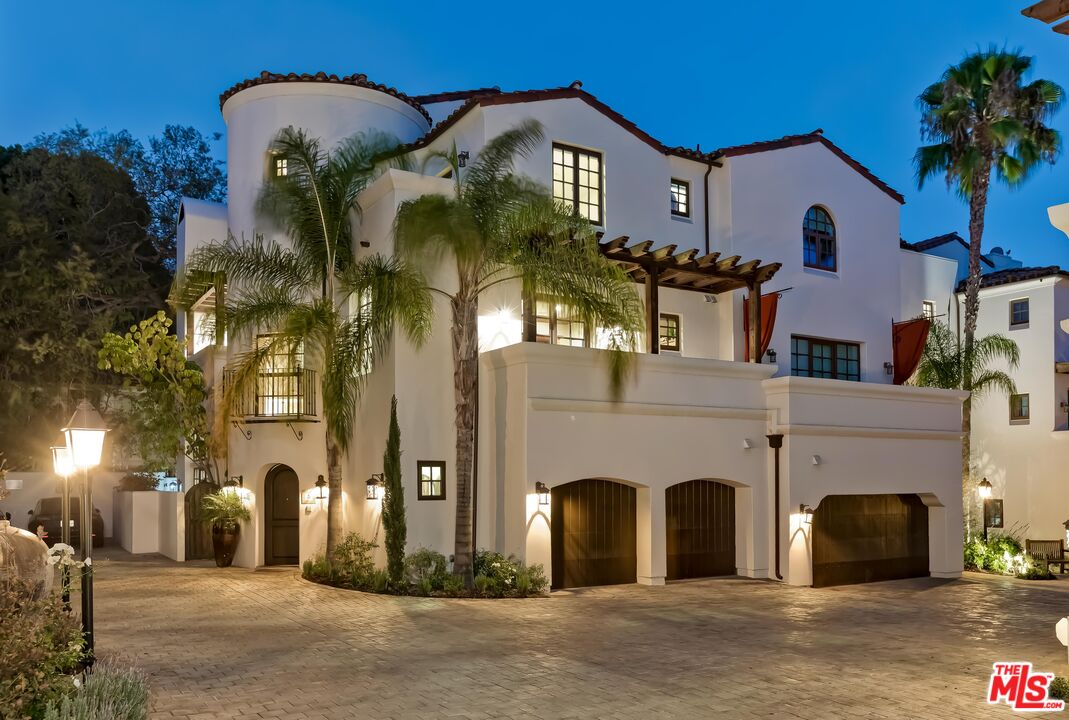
<box><xmin>812</xmin><ymin>493</ymin><xmax>929</xmax><ymax>588</ymax></box>
<box><xmin>551</xmin><ymin>479</ymin><xmax>636</xmax><ymax>589</ymax></box>
<box><xmin>666</xmin><ymin>480</ymin><xmax>736</xmax><ymax>580</ymax></box>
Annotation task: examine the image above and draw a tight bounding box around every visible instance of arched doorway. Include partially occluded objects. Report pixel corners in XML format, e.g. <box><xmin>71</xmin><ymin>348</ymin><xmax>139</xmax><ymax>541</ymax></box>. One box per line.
<box><xmin>666</xmin><ymin>480</ymin><xmax>736</xmax><ymax>580</ymax></box>
<box><xmin>184</xmin><ymin>481</ymin><xmax>217</xmax><ymax>560</ymax></box>
<box><xmin>551</xmin><ymin>478</ymin><xmax>636</xmax><ymax>589</ymax></box>
<box><xmin>265</xmin><ymin>465</ymin><xmax>300</xmax><ymax>566</ymax></box>
<box><xmin>812</xmin><ymin>493</ymin><xmax>929</xmax><ymax>587</ymax></box>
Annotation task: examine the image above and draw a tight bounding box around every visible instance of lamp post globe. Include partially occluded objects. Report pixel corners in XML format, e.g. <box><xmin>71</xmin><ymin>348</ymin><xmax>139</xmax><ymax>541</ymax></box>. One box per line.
<box><xmin>978</xmin><ymin>478</ymin><xmax>993</xmax><ymax>499</ymax></box>
<box><xmin>60</xmin><ymin>399</ymin><xmax>109</xmax><ymax>661</ymax></box>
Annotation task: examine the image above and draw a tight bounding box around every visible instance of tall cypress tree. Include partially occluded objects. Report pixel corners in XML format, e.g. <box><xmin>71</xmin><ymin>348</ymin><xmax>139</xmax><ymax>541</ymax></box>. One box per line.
<box><xmin>382</xmin><ymin>395</ymin><xmax>406</xmax><ymax>588</ymax></box>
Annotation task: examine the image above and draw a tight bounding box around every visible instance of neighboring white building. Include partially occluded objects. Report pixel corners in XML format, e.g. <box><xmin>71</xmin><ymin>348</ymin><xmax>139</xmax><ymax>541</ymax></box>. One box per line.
<box><xmin>173</xmin><ymin>71</ymin><xmax>967</xmax><ymax>588</ymax></box>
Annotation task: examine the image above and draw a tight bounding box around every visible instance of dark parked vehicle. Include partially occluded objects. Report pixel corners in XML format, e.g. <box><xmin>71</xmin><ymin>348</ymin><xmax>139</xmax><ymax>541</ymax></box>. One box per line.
<box><xmin>27</xmin><ymin>497</ymin><xmax>104</xmax><ymax>548</ymax></box>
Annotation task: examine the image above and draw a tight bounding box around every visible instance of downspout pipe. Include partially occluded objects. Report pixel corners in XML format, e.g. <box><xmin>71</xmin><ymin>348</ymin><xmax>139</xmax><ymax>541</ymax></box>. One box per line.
<box><xmin>767</xmin><ymin>433</ymin><xmax>784</xmax><ymax>580</ymax></box>
<box><xmin>702</xmin><ymin>152</ymin><xmax>723</xmax><ymax>256</ymax></box>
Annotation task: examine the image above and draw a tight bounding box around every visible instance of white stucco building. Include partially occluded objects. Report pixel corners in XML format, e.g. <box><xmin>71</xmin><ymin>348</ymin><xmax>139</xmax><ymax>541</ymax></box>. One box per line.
<box><xmin>172</xmin><ymin>71</ymin><xmax>967</xmax><ymax>588</ymax></box>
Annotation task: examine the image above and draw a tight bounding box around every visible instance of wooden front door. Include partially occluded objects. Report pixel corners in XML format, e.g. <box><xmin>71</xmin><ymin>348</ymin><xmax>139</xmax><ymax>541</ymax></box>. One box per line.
<box><xmin>265</xmin><ymin>466</ymin><xmax>300</xmax><ymax>565</ymax></box>
<box><xmin>812</xmin><ymin>494</ymin><xmax>929</xmax><ymax>587</ymax></box>
<box><xmin>184</xmin><ymin>481</ymin><xmax>217</xmax><ymax>560</ymax></box>
<box><xmin>666</xmin><ymin>480</ymin><xmax>736</xmax><ymax>580</ymax></box>
<box><xmin>551</xmin><ymin>479</ymin><xmax>637</xmax><ymax>589</ymax></box>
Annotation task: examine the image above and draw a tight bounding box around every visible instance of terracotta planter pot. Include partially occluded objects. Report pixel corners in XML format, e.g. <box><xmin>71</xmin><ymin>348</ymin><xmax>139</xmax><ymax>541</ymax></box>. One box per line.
<box><xmin>211</xmin><ymin>524</ymin><xmax>240</xmax><ymax>568</ymax></box>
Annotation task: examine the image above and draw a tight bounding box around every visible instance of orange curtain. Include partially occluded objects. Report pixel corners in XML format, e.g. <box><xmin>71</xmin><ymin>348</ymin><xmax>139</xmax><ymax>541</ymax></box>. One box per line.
<box><xmin>742</xmin><ymin>292</ymin><xmax>779</xmax><ymax>361</ymax></box>
<box><xmin>892</xmin><ymin>318</ymin><xmax>930</xmax><ymax>385</ymax></box>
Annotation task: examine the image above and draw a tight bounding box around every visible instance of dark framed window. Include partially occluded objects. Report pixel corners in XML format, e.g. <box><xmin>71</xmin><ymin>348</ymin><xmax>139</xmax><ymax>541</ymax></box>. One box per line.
<box><xmin>534</xmin><ymin>297</ymin><xmax>589</xmax><ymax>347</ymax></box>
<box><xmin>670</xmin><ymin>179</ymin><xmax>690</xmax><ymax>217</ymax></box>
<box><xmin>417</xmin><ymin>461</ymin><xmax>446</xmax><ymax>500</ymax></box>
<box><xmin>659</xmin><ymin>313</ymin><xmax>681</xmax><ymax>351</ymax></box>
<box><xmin>802</xmin><ymin>206</ymin><xmax>836</xmax><ymax>272</ymax></box>
<box><xmin>1010</xmin><ymin>393</ymin><xmax>1030</xmax><ymax>421</ymax></box>
<box><xmin>984</xmin><ymin>498</ymin><xmax>1004</xmax><ymax>529</ymax></box>
<box><xmin>790</xmin><ymin>335</ymin><xmax>860</xmax><ymax>381</ymax></box>
<box><xmin>254</xmin><ymin>335</ymin><xmax>305</xmax><ymax>416</ymax></box>
<box><xmin>1010</xmin><ymin>298</ymin><xmax>1029</xmax><ymax>326</ymax></box>
<box><xmin>552</xmin><ymin>143</ymin><xmax>602</xmax><ymax>224</ymax></box>
<box><xmin>922</xmin><ymin>301</ymin><xmax>936</xmax><ymax>320</ymax></box>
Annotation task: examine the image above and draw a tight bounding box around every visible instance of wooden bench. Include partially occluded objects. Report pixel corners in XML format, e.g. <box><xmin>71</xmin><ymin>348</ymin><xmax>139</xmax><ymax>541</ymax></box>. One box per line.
<box><xmin>1026</xmin><ymin>540</ymin><xmax>1069</xmax><ymax>573</ymax></box>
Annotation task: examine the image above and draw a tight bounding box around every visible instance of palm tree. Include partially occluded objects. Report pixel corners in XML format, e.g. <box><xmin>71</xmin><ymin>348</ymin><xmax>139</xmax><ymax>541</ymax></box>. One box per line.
<box><xmin>394</xmin><ymin>120</ymin><xmax>644</xmax><ymax>583</ymax></box>
<box><xmin>915</xmin><ymin>48</ymin><xmax>1061</xmax><ymax>508</ymax></box>
<box><xmin>913</xmin><ymin>319</ymin><xmax>1020</xmax><ymax>531</ymax></box>
<box><xmin>178</xmin><ymin>128</ymin><xmax>432</xmax><ymax>557</ymax></box>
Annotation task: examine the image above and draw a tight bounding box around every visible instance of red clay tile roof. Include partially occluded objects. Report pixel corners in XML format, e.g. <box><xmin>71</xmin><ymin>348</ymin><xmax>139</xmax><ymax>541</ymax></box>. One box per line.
<box><xmin>220</xmin><ymin>71</ymin><xmax>433</xmax><ymax>124</ymax></box>
<box><xmin>956</xmin><ymin>265</ymin><xmax>1069</xmax><ymax>292</ymax></box>
<box><xmin>404</xmin><ymin>83</ymin><xmax>724</xmax><ymax>164</ymax></box>
<box><xmin>411</xmin><ymin>87</ymin><xmax>503</xmax><ymax>104</ymax></box>
<box><xmin>716</xmin><ymin>130</ymin><xmax>905</xmax><ymax>205</ymax></box>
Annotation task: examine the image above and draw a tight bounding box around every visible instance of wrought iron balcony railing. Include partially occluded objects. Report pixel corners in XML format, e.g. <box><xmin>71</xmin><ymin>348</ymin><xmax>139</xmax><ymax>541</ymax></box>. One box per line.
<box><xmin>224</xmin><ymin>367</ymin><xmax>317</xmax><ymax>420</ymax></box>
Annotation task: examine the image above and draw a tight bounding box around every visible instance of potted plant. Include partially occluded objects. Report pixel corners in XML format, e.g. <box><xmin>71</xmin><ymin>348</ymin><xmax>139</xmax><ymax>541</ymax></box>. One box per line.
<box><xmin>200</xmin><ymin>490</ymin><xmax>250</xmax><ymax>567</ymax></box>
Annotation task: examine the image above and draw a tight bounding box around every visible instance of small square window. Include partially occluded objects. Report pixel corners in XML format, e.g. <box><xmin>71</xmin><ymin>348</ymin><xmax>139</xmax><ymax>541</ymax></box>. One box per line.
<box><xmin>417</xmin><ymin>461</ymin><xmax>446</xmax><ymax>500</ymax></box>
<box><xmin>922</xmin><ymin>301</ymin><xmax>936</xmax><ymax>320</ymax></box>
<box><xmin>659</xmin><ymin>313</ymin><xmax>681</xmax><ymax>352</ymax></box>
<box><xmin>1010</xmin><ymin>393</ymin><xmax>1030</xmax><ymax>422</ymax></box>
<box><xmin>670</xmin><ymin>179</ymin><xmax>690</xmax><ymax>218</ymax></box>
<box><xmin>1010</xmin><ymin>299</ymin><xmax>1029</xmax><ymax>327</ymax></box>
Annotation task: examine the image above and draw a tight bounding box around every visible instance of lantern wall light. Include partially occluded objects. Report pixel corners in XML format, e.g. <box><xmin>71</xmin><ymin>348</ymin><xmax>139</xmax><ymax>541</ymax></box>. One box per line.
<box><xmin>535</xmin><ymin>481</ymin><xmax>550</xmax><ymax>506</ymax></box>
<box><xmin>366</xmin><ymin>473</ymin><xmax>385</xmax><ymax>501</ymax></box>
<box><xmin>799</xmin><ymin>504</ymin><xmax>814</xmax><ymax>526</ymax></box>
<box><xmin>978</xmin><ymin>477</ymin><xmax>993</xmax><ymax>499</ymax></box>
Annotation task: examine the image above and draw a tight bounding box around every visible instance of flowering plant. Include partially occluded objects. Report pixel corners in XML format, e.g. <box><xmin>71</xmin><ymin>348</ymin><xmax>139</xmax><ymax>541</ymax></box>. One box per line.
<box><xmin>47</xmin><ymin>543</ymin><xmax>90</xmax><ymax>569</ymax></box>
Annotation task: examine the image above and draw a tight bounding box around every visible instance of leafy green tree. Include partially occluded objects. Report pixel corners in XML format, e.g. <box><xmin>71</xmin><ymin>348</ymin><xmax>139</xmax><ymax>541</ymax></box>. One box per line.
<box><xmin>915</xmin><ymin>49</ymin><xmax>1061</xmax><ymax>508</ymax></box>
<box><xmin>0</xmin><ymin>146</ymin><xmax>168</xmax><ymax>467</ymax></box>
<box><xmin>34</xmin><ymin>123</ymin><xmax>226</xmax><ymax>267</ymax></box>
<box><xmin>382</xmin><ymin>395</ymin><xmax>406</xmax><ymax>588</ymax></box>
<box><xmin>913</xmin><ymin>320</ymin><xmax>1019</xmax><ymax>532</ymax></box>
<box><xmin>394</xmin><ymin>120</ymin><xmax>643</xmax><ymax>583</ymax></box>
<box><xmin>98</xmin><ymin>312</ymin><xmax>222</xmax><ymax>483</ymax></box>
<box><xmin>177</xmin><ymin>128</ymin><xmax>432</xmax><ymax>558</ymax></box>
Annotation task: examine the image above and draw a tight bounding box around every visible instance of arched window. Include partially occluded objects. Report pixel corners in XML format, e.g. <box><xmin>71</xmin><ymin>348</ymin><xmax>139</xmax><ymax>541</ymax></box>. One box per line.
<box><xmin>803</xmin><ymin>206</ymin><xmax>836</xmax><ymax>271</ymax></box>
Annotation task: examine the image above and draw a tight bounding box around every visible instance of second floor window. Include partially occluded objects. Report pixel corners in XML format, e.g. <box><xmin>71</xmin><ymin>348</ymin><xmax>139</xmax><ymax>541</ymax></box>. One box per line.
<box><xmin>922</xmin><ymin>301</ymin><xmax>936</xmax><ymax>320</ymax></box>
<box><xmin>553</xmin><ymin>143</ymin><xmax>602</xmax><ymax>224</ymax></box>
<box><xmin>659</xmin><ymin>313</ymin><xmax>681</xmax><ymax>352</ymax></box>
<box><xmin>535</xmin><ymin>298</ymin><xmax>588</xmax><ymax>347</ymax></box>
<box><xmin>1010</xmin><ymin>298</ymin><xmax>1029</xmax><ymax>327</ymax></box>
<box><xmin>791</xmin><ymin>336</ymin><xmax>860</xmax><ymax>381</ymax></box>
<box><xmin>670</xmin><ymin>179</ymin><xmax>690</xmax><ymax>217</ymax></box>
<box><xmin>418</xmin><ymin>461</ymin><xmax>446</xmax><ymax>500</ymax></box>
<box><xmin>803</xmin><ymin>206</ymin><xmax>836</xmax><ymax>272</ymax></box>
<box><xmin>275</xmin><ymin>157</ymin><xmax>287</xmax><ymax>177</ymax></box>
<box><xmin>256</xmin><ymin>335</ymin><xmax>305</xmax><ymax>416</ymax></box>
<box><xmin>1010</xmin><ymin>393</ymin><xmax>1030</xmax><ymax>422</ymax></box>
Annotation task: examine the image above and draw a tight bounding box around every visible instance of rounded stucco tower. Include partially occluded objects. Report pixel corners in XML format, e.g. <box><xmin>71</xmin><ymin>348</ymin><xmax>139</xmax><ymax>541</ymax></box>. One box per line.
<box><xmin>220</xmin><ymin>71</ymin><xmax>432</xmax><ymax>242</ymax></box>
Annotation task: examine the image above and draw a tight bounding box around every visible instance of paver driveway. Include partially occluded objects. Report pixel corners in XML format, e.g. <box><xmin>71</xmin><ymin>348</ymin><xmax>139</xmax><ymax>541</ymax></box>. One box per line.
<box><xmin>92</xmin><ymin>550</ymin><xmax>1069</xmax><ymax>719</ymax></box>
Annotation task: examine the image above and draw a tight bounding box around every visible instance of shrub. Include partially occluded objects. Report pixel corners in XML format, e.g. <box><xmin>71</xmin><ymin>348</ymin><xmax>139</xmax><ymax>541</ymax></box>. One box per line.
<box><xmin>330</xmin><ymin>533</ymin><xmax>377</xmax><ymax>587</ymax></box>
<box><xmin>405</xmin><ymin>548</ymin><xmax>448</xmax><ymax>589</ymax></box>
<box><xmin>1050</xmin><ymin>676</ymin><xmax>1069</xmax><ymax>701</ymax></box>
<box><xmin>117</xmin><ymin>473</ymin><xmax>158</xmax><ymax>492</ymax></box>
<box><xmin>472</xmin><ymin>550</ymin><xmax>548</xmax><ymax>597</ymax></box>
<box><xmin>42</xmin><ymin>660</ymin><xmax>149</xmax><ymax>720</ymax></box>
<box><xmin>199</xmin><ymin>490</ymin><xmax>250</xmax><ymax>531</ymax></box>
<box><xmin>0</xmin><ymin>579</ymin><xmax>84</xmax><ymax>719</ymax></box>
<box><xmin>381</xmin><ymin>396</ymin><xmax>407</xmax><ymax>589</ymax></box>
<box><xmin>1017</xmin><ymin>564</ymin><xmax>1056</xmax><ymax>580</ymax></box>
<box><xmin>301</xmin><ymin>555</ymin><xmax>331</xmax><ymax>584</ymax></box>
<box><xmin>964</xmin><ymin>532</ymin><xmax>1025</xmax><ymax>575</ymax></box>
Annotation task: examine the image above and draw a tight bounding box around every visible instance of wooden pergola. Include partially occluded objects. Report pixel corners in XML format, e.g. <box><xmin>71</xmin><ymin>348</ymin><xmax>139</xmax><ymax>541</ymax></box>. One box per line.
<box><xmin>1022</xmin><ymin>0</ymin><xmax>1069</xmax><ymax>33</ymax></box>
<box><xmin>598</xmin><ymin>235</ymin><xmax>781</xmax><ymax>360</ymax></box>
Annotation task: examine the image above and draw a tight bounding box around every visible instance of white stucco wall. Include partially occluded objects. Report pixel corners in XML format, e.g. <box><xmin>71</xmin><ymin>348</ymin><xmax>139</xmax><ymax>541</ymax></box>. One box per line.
<box><xmin>0</xmin><ymin>471</ymin><xmax>119</xmax><ymax>539</ymax></box>
<box><xmin>899</xmin><ymin>248</ymin><xmax>958</xmax><ymax>322</ymax></box>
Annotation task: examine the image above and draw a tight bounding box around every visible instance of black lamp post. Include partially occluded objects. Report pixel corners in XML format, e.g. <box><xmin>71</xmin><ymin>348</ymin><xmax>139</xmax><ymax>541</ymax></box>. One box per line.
<box><xmin>49</xmin><ymin>438</ymin><xmax>74</xmax><ymax>609</ymax></box>
<box><xmin>62</xmin><ymin>400</ymin><xmax>109</xmax><ymax>661</ymax></box>
<box><xmin>978</xmin><ymin>478</ymin><xmax>993</xmax><ymax>540</ymax></box>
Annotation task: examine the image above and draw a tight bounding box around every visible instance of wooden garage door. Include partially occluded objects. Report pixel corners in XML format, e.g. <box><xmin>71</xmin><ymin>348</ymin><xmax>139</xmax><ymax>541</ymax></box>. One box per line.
<box><xmin>551</xmin><ymin>479</ymin><xmax>636</xmax><ymax>589</ymax></box>
<box><xmin>812</xmin><ymin>494</ymin><xmax>929</xmax><ymax>588</ymax></box>
<box><xmin>666</xmin><ymin>480</ymin><xmax>735</xmax><ymax>580</ymax></box>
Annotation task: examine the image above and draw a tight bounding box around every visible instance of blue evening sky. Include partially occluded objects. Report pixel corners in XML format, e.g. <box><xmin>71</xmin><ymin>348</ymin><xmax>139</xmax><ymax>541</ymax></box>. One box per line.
<box><xmin>3</xmin><ymin>1</ymin><xmax>1069</xmax><ymax>266</ymax></box>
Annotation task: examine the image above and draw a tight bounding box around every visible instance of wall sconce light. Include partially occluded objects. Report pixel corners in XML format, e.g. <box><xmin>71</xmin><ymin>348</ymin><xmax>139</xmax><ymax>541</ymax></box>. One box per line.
<box><xmin>457</xmin><ymin>150</ymin><xmax>470</xmax><ymax>167</ymax></box>
<box><xmin>883</xmin><ymin>361</ymin><xmax>894</xmax><ymax>375</ymax></box>
<box><xmin>799</xmin><ymin>504</ymin><xmax>814</xmax><ymax>525</ymax></box>
<box><xmin>226</xmin><ymin>475</ymin><xmax>243</xmax><ymax>488</ymax></box>
<box><xmin>366</xmin><ymin>473</ymin><xmax>385</xmax><ymax>501</ymax></box>
<box><xmin>978</xmin><ymin>477</ymin><xmax>993</xmax><ymax>499</ymax></box>
<box><xmin>535</xmin><ymin>481</ymin><xmax>550</xmax><ymax>506</ymax></box>
<box><xmin>315</xmin><ymin>474</ymin><xmax>327</xmax><ymax>501</ymax></box>
<box><xmin>766</xmin><ymin>348</ymin><xmax>777</xmax><ymax>364</ymax></box>
<box><xmin>742</xmin><ymin>438</ymin><xmax>753</xmax><ymax>450</ymax></box>
<box><xmin>810</xmin><ymin>455</ymin><xmax>821</xmax><ymax>466</ymax></box>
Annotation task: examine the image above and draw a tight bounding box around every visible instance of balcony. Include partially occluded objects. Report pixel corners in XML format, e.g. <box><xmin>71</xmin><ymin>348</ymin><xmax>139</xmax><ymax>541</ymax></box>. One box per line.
<box><xmin>224</xmin><ymin>367</ymin><xmax>317</xmax><ymax>421</ymax></box>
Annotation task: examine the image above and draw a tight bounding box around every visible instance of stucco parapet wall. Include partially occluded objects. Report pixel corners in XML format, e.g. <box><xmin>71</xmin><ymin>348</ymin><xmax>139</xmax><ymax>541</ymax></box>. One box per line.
<box><xmin>220</xmin><ymin>82</ymin><xmax>431</xmax><ymax>130</ymax></box>
<box><xmin>762</xmin><ymin>375</ymin><xmax>968</xmax><ymax>405</ymax></box>
<box><xmin>485</xmin><ymin>342</ymin><xmax>777</xmax><ymax>381</ymax></box>
<box><xmin>358</xmin><ymin>168</ymin><xmax>454</xmax><ymax>210</ymax></box>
